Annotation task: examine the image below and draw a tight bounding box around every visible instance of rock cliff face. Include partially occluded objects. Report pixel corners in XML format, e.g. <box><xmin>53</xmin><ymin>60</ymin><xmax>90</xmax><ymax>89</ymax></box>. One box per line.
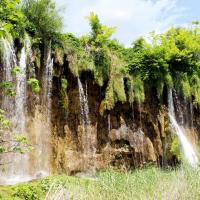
<box><xmin>0</xmin><ymin>42</ymin><xmax>198</xmax><ymax>178</ymax></box>
<box><xmin>48</xmin><ymin>62</ymin><xmax>186</xmax><ymax>174</ymax></box>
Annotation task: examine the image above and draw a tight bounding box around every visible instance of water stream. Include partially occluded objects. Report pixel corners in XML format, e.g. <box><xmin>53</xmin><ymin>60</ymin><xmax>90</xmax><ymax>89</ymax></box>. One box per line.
<box><xmin>78</xmin><ymin>77</ymin><xmax>91</xmax><ymax>154</ymax></box>
<box><xmin>0</xmin><ymin>35</ymin><xmax>17</xmax><ymax>114</ymax></box>
<box><xmin>168</xmin><ymin>89</ymin><xmax>198</xmax><ymax>167</ymax></box>
<box><xmin>0</xmin><ymin>35</ymin><xmax>32</xmax><ymax>184</ymax></box>
<box><xmin>0</xmin><ymin>36</ymin><xmax>53</xmax><ymax>185</ymax></box>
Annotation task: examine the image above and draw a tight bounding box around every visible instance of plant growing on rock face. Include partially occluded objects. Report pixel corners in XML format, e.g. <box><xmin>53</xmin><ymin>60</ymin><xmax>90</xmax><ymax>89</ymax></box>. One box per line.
<box><xmin>0</xmin><ymin>109</ymin><xmax>32</xmax><ymax>158</ymax></box>
<box><xmin>166</xmin><ymin>137</ymin><xmax>182</xmax><ymax>162</ymax></box>
<box><xmin>60</xmin><ymin>78</ymin><xmax>68</xmax><ymax>109</ymax></box>
<box><xmin>82</xmin><ymin>12</ymin><xmax>117</xmax><ymax>86</ymax></box>
<box><xmin>0</xmin><ymin>81</ymin><xmax>16</xmax><ymax>97</ymax></box>
<box><xmin>28</xmin><ymin>78</ymin><xmax>40</xmax><ymax>93</ymax></box>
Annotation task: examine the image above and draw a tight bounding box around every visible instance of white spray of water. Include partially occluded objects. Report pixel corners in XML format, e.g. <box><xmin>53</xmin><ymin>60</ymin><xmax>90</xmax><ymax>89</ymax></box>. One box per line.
<box><xmin>78</xmin><ymin>78</ymin><xmax>91</xmax><ymax>126</ymax></box>
<box><xmin>78</xmin><ymin>78</ymin><xmax>91</xmax><ymax>154</ymax></box>
<box><xmin>42</xmin><ymin>46</ymin><xmax>53</xmax><ymax>122</ymax></box>
<box><xmin>0</xmin><ymin>35</ymin><xmax>34</xmax><ymax>185</ymax></box>
<box><xmin>15</xmin><ymin>47</ymin><xmax>27</xmax><ymax>132</ymax></box>
<box><xmin>168</xmin><ymin>89</ymin><xmax>198</xmax><ymax>167</ymax></box>
<box><xmin>0</xmin><ymin>35</ymin><xmax>17</xmax><ymax>113</ymax></box>
<box><xmin>11</xmin><ymin>35</ymin><xmax>33</xmax><ymax>180</ymax></box>
<box><xmin>35</xmin><ymin>45</ymin><xmax>53</xmax><ymax>175</ymax></box>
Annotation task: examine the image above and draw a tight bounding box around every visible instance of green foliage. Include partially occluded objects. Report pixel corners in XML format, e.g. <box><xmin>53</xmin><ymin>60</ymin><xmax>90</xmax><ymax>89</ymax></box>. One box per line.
<box><xmin>82</xmin><ymin>12</ymin><xmax>117</xmax><ymax>86</ymax></box>
<box><xmin>100</xmin><ymin>74</ymin><xmax>126</xmax><ymax>115</ymax></box>
<box><xmin>61</xmin><ymin>78</ymin><xmax>68</xmax><ymax>90</ymax></box>
<box><xmin>127</xmin><ymin>75</ymin><xmax>145</xmax><ymax>104</ymax></box>
<box><xmin>0</xmin><ymin>81</ymin><xmax>16</xmax><ymax>97</ymax></box>
<box><xmin>11</xmin><ymin>66</ymin><xmax>21</xmax><ymax>76</ymax></box>
<box><xmin>14</xmin><ymin>184</ymin><xmax>43</xmax><ymax>200</ymax></box>
<box><xmin>86</xmin><ymin>12</ymin><xmax>116</xmax><ymax>46</ymax></box>
<box><xmin>1</xmin><ymin>167</ymin><xmax>200</xmax><ymax>199</ymax></box>
<box><xmin>61</xmin><ymin>78</ymin><xmax>68</xmax><ymax>109</ymax></box>
<box><xmin>0</xmin><ymin>109</ymin><xmax>10</xmax><ymax>129</ymax></box>
<box><xmin>0</xmin><ymin>109</ymin><xmax>32</xmax><ymax>154</ymax></box>
<box><xmin>169</xmin><ymin>137</ymin><xmax>182</xmax><ymax>161</ymax></box>
<box><xmin>27</xmin><ymin>78</ymin><xmax>40</xmax><ymax>93</ymax></box>
<box><xmin>125</xmin><ymin>24</ymin><xmax>200</xmax><ymax>103</ymax></box>
<box><xmin>0</xmin><ymin>0</ymin><xmax>25</xmax><ymax>37</ymax></box>
<box><xmin>21</xmin><ymin>0</ymin><xmax>63</xmax><ymax>42</ymax></box>
<box><xmin>54</xmin><ymin>33</ymin><xmax>94</xmax><ymax>76</ymax></box>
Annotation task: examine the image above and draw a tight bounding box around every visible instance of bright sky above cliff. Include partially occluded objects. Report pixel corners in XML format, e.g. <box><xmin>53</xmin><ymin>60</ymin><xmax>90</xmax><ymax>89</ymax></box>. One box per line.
<box><xmin>55</xmin><ymin>0</ymin><xmax>200</xmax><ymax>46</ymax></box>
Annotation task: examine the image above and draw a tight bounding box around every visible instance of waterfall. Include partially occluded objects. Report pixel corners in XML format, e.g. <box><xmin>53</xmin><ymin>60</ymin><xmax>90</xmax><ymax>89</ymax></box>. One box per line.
<box><xmin>78</xmin><ymin>78</ymin><xmax>91</xmax><ymax>154</ymax></box>
<box><xmin>34</xmin><ymin>45</ymin><xmax>53</xmax><ymax>175</ymax></box>
<box><xmin>14</xmin><ymin>47</ymin><xmax>27</xmax><ymax>132</ymax></box>
<box><xmin>11</xmin><ymin>35</ymin><xmax>33</xmax><ymax>180</ymax></box>
<box><xmin>168</xmin><ymin>89</ymin><xmax>198</xmax><ymax>167</ymax></box>
<box><xmin>0</xmin><ymin>35</ymin><xmax>17</xmax><ymax>114</ymax></box>
<box><xmin>0</xmin><ymin>35</ymin><xmax>33</xmax><ymax>184</ymax></box>
<box><xmin>78</xmin><ymin>78</ymin><xmax>91</xmax><ymax>127</ymax></box>
<box><xmin>42</xmin><ymin>46</ymin><xmax>53</xmax><ymax>122</ymax></box>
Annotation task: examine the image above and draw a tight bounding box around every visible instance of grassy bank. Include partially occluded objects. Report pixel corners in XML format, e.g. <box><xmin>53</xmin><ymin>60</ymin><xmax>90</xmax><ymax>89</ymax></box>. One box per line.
<box><xmin>0</xmin><ymin>166</ymin><xmax>200</xmax><ymax>200</ymax></box>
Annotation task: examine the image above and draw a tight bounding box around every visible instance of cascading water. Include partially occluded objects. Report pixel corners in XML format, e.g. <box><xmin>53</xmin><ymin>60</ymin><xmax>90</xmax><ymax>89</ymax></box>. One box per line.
<box><xmin>33</xmin><ymin>45</ymin><xmax>53</xmax><ymax>176</ymax></box>
<box><xmin>0</xmin><ymin>35</ymin><xmax>17</xmax><ymax>114</ymax></box>
<box><xmin>168</xmin><ymin>89</ymin><xmax>198</xmax><ymax>167</ymax></box>
<box><xmin>0</xmin><ymin>35</ymin><xmax>35</xmax><ymax>185</ymax></box>
<box><xmin>77</xmin><ymin>77</ymin><xmax>96</xmax><ymax>173</ymax></box>
<box><xmin>78</xmin><ymin>77</ymin><xmax>92</xmax><ymax>154</ymax></box>
<box><xmin>42</xmin><ymin>46</ymin><xmax>53</xmax><ymax>121</ymax></box>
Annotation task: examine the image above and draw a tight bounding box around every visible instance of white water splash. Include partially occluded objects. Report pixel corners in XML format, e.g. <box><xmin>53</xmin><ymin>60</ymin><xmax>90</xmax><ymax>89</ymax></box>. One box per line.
<box><xmin>168</xmin><ymin>89</ymin><xmax>198</xmax><ymax>167</ymax></box>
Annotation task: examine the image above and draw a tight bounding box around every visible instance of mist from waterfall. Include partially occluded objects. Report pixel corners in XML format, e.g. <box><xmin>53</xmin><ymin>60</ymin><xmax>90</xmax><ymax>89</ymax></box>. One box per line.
<box><xmin>168</xmin><ymin>89</ymin><xmax>198</xmax><ymax>167</ymax></box>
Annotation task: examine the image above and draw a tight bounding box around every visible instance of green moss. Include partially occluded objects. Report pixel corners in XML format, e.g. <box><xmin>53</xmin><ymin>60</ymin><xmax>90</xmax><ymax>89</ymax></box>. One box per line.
<box><xmin>27</xmin><ymin>78</ymin><xmax>40</xmax><ymax>94</ymax></box>
<box><xmin>61</xmin><ymin>78</ymin><xmax>68</xmax><ymax>109</ymax></box>
<box><xmin>166</xmin><ymin>137</ymin><xmax>182</xmax><ymax>161</ymax></box>
<box><xmin>127</xmin><ymin>75</ymin><xmax>145</xmax><ymax>104</ymax></box>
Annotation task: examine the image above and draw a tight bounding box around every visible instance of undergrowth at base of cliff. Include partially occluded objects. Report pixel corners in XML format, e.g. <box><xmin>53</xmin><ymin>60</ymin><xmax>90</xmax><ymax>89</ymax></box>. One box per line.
<box><xmin>0</xmin><ymin>166</ymin><xmax>200</xmax><ymax>200</ymax></box>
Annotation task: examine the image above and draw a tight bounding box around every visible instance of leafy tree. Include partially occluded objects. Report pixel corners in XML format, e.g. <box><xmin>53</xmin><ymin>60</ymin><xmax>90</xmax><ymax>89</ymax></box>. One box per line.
<box><xmin>21</xmin><ymin>0</ymin><xmax>63</xmax><ymax>42</ymax></box>
<box><xmin>0</xmin><ymin>0</ymin><xmax>25</xmax><ymax>37</ymax></box>
<box><xmin>82</xmin><ymin>12</ymin><xmax>117</xmax><ymax>86</ymax></box>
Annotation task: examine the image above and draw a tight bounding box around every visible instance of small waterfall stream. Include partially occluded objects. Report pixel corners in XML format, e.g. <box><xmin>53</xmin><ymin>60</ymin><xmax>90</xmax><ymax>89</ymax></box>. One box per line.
<box><xmin>168</xmin><ymin>89</ymin><xmax>198</xmax><ymax>167</ymax></box>
<box><xmin>0</xmin><ymin>35</ymin><xmax>17</xmax><ymax>114</ymax></box>
<box><xmin>34</xmin><ymin>45</ymin><xmax>53</xmax><ymax>176</ymax></box>
<box><xmin>78</xmin><ymin>77</ymin><xmax>91</xmax><ymax>155</ymax></box>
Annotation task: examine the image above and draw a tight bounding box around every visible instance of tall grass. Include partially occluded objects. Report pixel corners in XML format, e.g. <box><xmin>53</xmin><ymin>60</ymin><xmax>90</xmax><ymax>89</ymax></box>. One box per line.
<box><xmin>0</xmin><ymin>165</ymin><xmax>200</xmax><ymax>200</ymax></box>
